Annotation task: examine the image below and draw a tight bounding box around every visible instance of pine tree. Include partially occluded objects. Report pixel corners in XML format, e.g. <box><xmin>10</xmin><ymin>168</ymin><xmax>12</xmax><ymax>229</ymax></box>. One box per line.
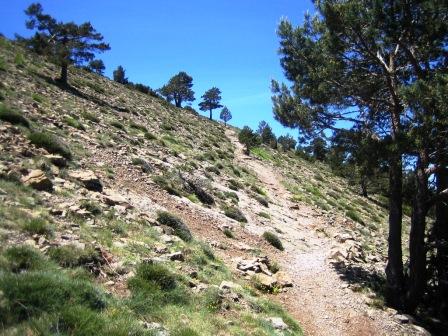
<box><xmin>88</xmin><ymin>59</ymin><xmax>105</xmax><ymax>75</ymax></box>
<box><xmin>219</xmin><ymin>106</ymin><xmax>232</xmax><ymax>126</ymax></box>
<box><xmin>159</xmin><ymin>72</ymin><xmax>195</xmax><ymax>108</ymax></box>
<box><xmin>271</xmin><ymin>0</ymin><xmax>448</xmax><ymax>312</ymax></box>
<box><xmin>24</xmin><ymin>3</ymin><xmax>109</xmax><ymax>85</ymax></box>
<box><xmin>257</xmin><ymin>121</ymin><xmax>277</xmax><ymax>148</ymax></box>
<box><xmin>199</xmin><ymin>87</ymin><xmax>223</xmax><ymax>120</ymax></box>
<box><xmin>238</xmin><ymin>126</ymin><xmax>261</xmax><ymax>155</ymax></box>
<box><xmin>278</xmin><ymin>134</ymin><xmax>296</xmax><ymax>151</ymax></box>
<box><xmin>113</xmin><ymin>66</ymin><xmax>128</xmax><ymax>84</ymax></box>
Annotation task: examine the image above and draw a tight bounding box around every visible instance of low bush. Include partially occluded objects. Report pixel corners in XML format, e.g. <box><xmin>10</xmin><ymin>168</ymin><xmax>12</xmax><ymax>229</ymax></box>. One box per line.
<box><xmin>80</xmin><ymin>199</ymin><xmax>102</xmax><ymax>216</ymax></box>
<box><xmin>110</xmin><ymin>120</ymin><xmax>125</xmax><ymax>130</ymax></box>
<box><xmin>228</xmin><ymin>178</ymin><xmax>243</xmax><ymax>191</ymax></box>
<box><xmin>2</xmin><ymin>245</ymin><xmax>49</xmax><ymax>273</ymax></box>
<box><xmin>0</xmin><ymin>104</ymin><xmax>30</xmax><ymax>127</ymax></box>
<box><xmin>81</xmin><ymin>110</ymin><xmax>100</xmax><ymax>123</ymax></box>
<box><xmin>262</xmin><ymin>231</ymin><xmax>284</xmax><ymax>251</ymax></box>
<box><xmin>28</xmin><ymin>131</ymin><xmax>72</xmax><ymax>159</ymax></box>
<box><xmin>223</xmin><ymin>228</ymin><xmax>234</xmax><ymax>238</ymax></box>
<box><xmin>251</xmin><ymin>185</ymin><xmax>266</xmax><ymax>196</ymax></box>
<box><xmin>258</xmin><ymin>212</ymin><xmax>271</xmax><ymax>219</ymax></box>
<box><xmin>144</xmin><ymin>131</ymin><xmax>157</xmax><ymax>140</ymax></box>
<box><xmin>157</xmin><ymin>211</ymin><xmax>192</xmax><ymax>242</ymax></box>
<box><xmin>346</xmin><ymin>210</ymin><xmax>364</xmax><ymax>224</ymax></box>
<box><xmin>23</xmin><ymin>217</ymin><xmax>53</xmax><ymax>236</ymax></box>
<box><xmin>129</xmin><ymin>262</ymin><xmax>177</xmax><ymax>291</ymax></box>
<box><xmin>254</xmin><ymin>194</ymin><xmax>269</xmax><ymax>207</ymax></box>
<box><xmin>64</xmin><ymin>115</ymin><xmax>86</xmax><ymax>131</ymax></box>
<box><xmin>48</xmin><ymin>245</ymin><xmax>100</xmax><ymax>268</ymax></box>
<box><xmin>131</xmin><ymin>157</ymin><xmax>152</xmax><ymax>173</ymax></box>
<box><xmin>223</xmin><ymin>206</ymin><xmax>247</xmax><ymax>223</ymax></box>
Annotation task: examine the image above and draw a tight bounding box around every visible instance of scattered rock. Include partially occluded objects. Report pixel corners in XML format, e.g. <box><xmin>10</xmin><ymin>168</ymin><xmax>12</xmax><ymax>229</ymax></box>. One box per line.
<box><xmin>21</xmin><ymin>169</ymin><xmax>53</xmax><ymax>192</ymax></box>
<box><xmin>44</xmin><ymin>154</ymin><xmax>67</xmax><ymax>167</ymax></box>
<box><xmin>69</xmin><ymin>170</ymin><xmax>102</xmax><ymax>192</ymax></box>
<box><xmin>102</xmin><ymin>189</ymin><xmax>132</xmax><ymax>208</ymax></box>
<box><xmin>168</xmin><ymin>251</ymin><xmax>184</xmax><ymax>261</ymax></box>
<box><xmin>219</xmin><ymin>281</ymin><xmax>242</xmax><ymax>293</ymax></box>
<box><xmin>256</xmin><ymin>273</ymin><xmax>278</xmax><ymax>290</ymax></box>
<box><xmin>395</xmin><ymin>314</ymin><xmax>412</xmax><ymax>324</ymax></box>
<box><xmin>275</xmin><ymin>271</ymin><xmax>293</xmax><ymax>288</ymax></box>
<box><xmin>267</xmin><ymin>317</ymin><xmax>288</xmax><ymax>330</ymax></box>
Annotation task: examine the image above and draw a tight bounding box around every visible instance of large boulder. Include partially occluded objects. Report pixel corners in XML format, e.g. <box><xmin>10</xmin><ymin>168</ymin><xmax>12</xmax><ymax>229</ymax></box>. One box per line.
<box><xmin>102</xmin><ymin>189</ymin><xmax>132</xmax><ymax>208</ymax></box>
<box><xmin>69</xmin><ymin>170</ymin><xmax>102</xmax><ymax>192</ymax></box>
<box><xmin>275</xmin><ymin>271</ymin><xmax>293</xmax><ymax>288</ymax></box>
<box><xmin>21</xmin><ymin>169</ymin><xmax>53</xmax><ymax>192</ymax></box>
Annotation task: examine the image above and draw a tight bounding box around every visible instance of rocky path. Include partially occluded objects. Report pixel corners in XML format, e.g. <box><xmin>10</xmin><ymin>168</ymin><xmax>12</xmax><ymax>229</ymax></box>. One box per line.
<box><xmin>225</xmin><ymin>129</ymin><xmax>422</xmax><ymax>336</ymax></box>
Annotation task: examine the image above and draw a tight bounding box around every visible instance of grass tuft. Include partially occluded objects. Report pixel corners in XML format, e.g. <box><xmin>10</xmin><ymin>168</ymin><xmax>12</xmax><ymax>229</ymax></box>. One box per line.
<box><xmin>0</xmin><ymin>104</ymin><xmax>30</xmax><ymax>127</ymax></box>
<box><xmin>157</xmin><ymin>211</ymin><xmax>192</xmax><ymax>242</ymax></box>
<box><xmin>262</xmin><ymin>231</ymin><xmax>284</xmax><ymax>251</ymax></box>
<box><xmin>28</xmin><ymin>131</ymin><xmax>72</xmax><ymax>159</ymax></box>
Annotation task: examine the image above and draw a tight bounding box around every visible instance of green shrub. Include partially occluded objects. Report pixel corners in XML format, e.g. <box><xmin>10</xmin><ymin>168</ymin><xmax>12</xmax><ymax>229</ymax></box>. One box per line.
<box><xmin>262</xmin><ymin>231</ymin><xmax>284</xmax><ymax>251</ymax></box>
<box><xmin>157</xmin><ymin>211</ymin><xmax>192</xmax><ymax>242</ymax></box>
<box><xmin>251</xmin><ymin>185</ymin><xmax>266</xmax><ymax>196</ymax></box>
<box><xmin>172</xmin><ymin>327</ymin><xmax>200</xmax><ymax>336</ymax></box>
<box><xmin>223</xmin><ymin>206</ymin><xmax>247</xmax><ymax>223</ymax></box>
<box><xmin>153</xmin><ymin>175</ymin><xmax>182</xmax><ymax>196</ymax></box>
<box><xmin>23</xmin><ymin>217</ymin><xmax>53</xmax><ymax>236</ymax></box>
<box><xmin>110</xmin><ymin>120</ymin><xmax>125</xmax><ymax>130</ymax></box>
<box><xmin>131</xmin><ymin>157</ymin><xmax>152</xmax><ymax>173</ymax></box>
<box><xmin>80</xmin><ymin>200</ymin><xmax>102</xmax><ymax>216</ymax></box>
<box><xmin>223</xmin><ymin>191</ymin><xmax>239</xmax><ymax>203</ymax></box>
<box><xmin>81</xmin><ymin>111</ymin><xmax>100</xmax><ymax>123</ymax></box>
<box><xmin>48</xmin><ymin>245</ymin><xmax>100</xmax><ymax>268</ymax></box>
<box><xmin>203</xmin><ymin>287</ymin><xmax>222</xmax><ymax>312</ymax></box>
<box><xmin>2</xmin><ymin>245</ymin><xmax>49</xmax><ymax>273</ymax></box>
<box><xmin>206</xmin><ymin>165</ymin><xmax>221</xmax><ymax>175</ymax></box>
<box><xmin>0</xmin><ymin>104</ymin><xmax>30</xmax><ymax>127</ymax></box>
<box><xmin>64</xmin><ymin>115</ymin><xmax>86</xmax><ymax>131</ymax></box>
<box><xmin>0</xmin><ymin>270</ymin><xmax>106</xmax><ymax>326</ymax></box>
<box><xmin>160</xmin><ymin>122</ymin><xmax>174</xmax><ymax>131</ymax></box>
<box><xmin>32</xmin><ymin>93</ymin><xmax>44</xmax><ymax>103</ymax></box>
<box><xmin>144</xmin><ymin>131</ymin><xmax>157</xmax><ymax>140</ymax></box>
<box><xmin>223</xmin><ymin>228</ymin><xmax>234</xmax><ymax>238</ymax></box>
<box><xmin>129</xmin><ymin>121</ymin><xmax>147</xmax><ymax>132</ymax></box>
<box><xmin>254</xmin><ymin>194</ymin><xmax>269</xmax><ymax>207</ymax></box>
<box><xmin>28</xmin><ymin>131</ymin><xmax>72</xmax><ymax>159</ymax></box>
<box><xmin>258</xmin><ymin>212</ymin><xmax>271</xmax><ymax>219</ymax></box>
<box><xmin>228</xmin><ymin>179</ymin><xmax>243</xmax><ymax>191</ymax></box>
<box><xmin>14</xmin><ymin>53</ymin><xmax>25</xmax><ymax>67</ymax></box>
<box><xmin>346</xmin><ymin>210</ymin><xmax>364</xmax><ymax>224</ymax></box>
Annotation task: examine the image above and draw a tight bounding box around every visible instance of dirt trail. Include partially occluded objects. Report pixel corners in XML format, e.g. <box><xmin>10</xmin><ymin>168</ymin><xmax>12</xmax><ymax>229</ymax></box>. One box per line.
<box><xmin>225</xmin><ymin>129</ymin><xmax>417</xmax><ymax>336</ymax></box>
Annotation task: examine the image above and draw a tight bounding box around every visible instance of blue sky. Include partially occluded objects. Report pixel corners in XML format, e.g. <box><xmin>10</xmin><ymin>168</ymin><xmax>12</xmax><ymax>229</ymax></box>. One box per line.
<box><xmin>0</xmin><ymin>0</ymin><xmax>315</xmax><ymax>136</ymax></box>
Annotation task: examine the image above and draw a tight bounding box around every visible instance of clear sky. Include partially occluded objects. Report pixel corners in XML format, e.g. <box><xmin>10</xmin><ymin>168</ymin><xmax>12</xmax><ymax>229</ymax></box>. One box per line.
<box><xmin>0</xmin><ymin>0</ymin><xmax>315</xmax><ymax>136</ymax></box>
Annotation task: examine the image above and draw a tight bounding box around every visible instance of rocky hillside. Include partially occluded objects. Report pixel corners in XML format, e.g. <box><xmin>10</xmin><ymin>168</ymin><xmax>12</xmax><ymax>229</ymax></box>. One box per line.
<box><xmin>0</xmin><ymin>37</ymin><xmax>422</xmax><ymax>336</ymax></box>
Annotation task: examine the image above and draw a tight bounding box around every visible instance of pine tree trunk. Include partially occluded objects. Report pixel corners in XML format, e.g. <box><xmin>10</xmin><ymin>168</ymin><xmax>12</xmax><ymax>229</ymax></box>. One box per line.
<box><xmin>360</xmin><ymin>176</ymin><xmax>368</xmax><ymax>197</ymax></box>
<box><xmin>59</xmin><ymin>64</ymin><xmax>68</xmax><ymax>85</ymax></box>
<box><xmin>385</xmin><ymin>151</ymin><xmax>404</xmax><ymax>309</ymax></box>
<box><xmin>405</xmin><ymin>152</ymin><xmax>429</xmax><ymax>313</ymax></box>
<box><xmin>435</xmin><ymin>167</ymin><xmax>448</xmax><ymax>320</ymax></box>
<box><xmin>209</xmin><ymin>109</ymin><xmax>213</xmax><ymax>120</ymax></box>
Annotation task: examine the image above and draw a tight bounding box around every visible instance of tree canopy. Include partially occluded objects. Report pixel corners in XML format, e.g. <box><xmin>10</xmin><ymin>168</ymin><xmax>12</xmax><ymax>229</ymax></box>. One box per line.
<box><xmin>219</xmin><ymin>106</ymin><xmax>232</xmax><ymax>126</ymax></box>
<box><xmin>23</xmin><ymin>2</ymin><xmax>110</xmax><ymax>84</ymax></box>
<box><xmin>199</xmin><ymin>87</ymin><xmax>223</xmax><ymax>120</ymax></box>
<box><xmin>88</xmin><ymin>59</ymin><xmax>105</xmax><ymax>75</ymax></box>
<box><xmin>159</xmin><ymin>72</ymin><xmax>195</xmax><ymax>108</ymax></box>
<box><xmin>271</xmin><ymin>0</ymin><xmax>448</xmax><ymax>315</ymax></box>
<box><xmin>113</xmin><ymin>65</ymin><xmax>128</xmax><ymax>84</ymax></box>
<box><xmin>238</xmin><ymin>126</ymin><xmax>261</xmax><ymax>155</ymax></box>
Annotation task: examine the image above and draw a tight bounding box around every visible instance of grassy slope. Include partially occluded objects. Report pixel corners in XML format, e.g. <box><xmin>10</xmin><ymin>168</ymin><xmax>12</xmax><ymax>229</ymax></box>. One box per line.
<box><xmin>0</xmin><ymin>38</ymin><xmax>302</xmax><ymax>335</ymax></box>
